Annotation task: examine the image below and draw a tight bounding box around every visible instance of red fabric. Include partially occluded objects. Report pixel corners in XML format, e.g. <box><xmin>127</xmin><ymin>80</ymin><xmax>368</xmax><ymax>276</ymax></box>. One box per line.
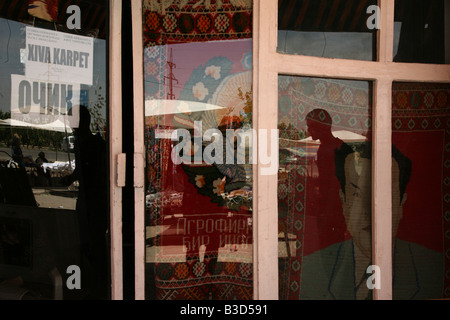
<box><xmin>394</xmin><ymin>128</ymin><xmax>444</xmax><ymax>253</ymax></box>
<box><xmin>302</xmin><ymin>141</ymin><xmax>351</xmax><ymax>256</ymax></box>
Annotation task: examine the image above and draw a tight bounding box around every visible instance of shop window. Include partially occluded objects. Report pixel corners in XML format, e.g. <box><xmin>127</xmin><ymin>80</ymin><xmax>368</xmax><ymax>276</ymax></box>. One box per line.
<box><xmin>142</xmin><ymin>0</ymin><xmax>253</xmax><ymax>300</ymax></box>
<box><xmin>394</xmin><ymin>0</ymin><xmax>450</xmax><ymax>64</ymax></box>
<box><xmin>0</xmin><ymin>0</ymin><xmax>109</xmax><ymax>300</ymax></box>
<box><xmin>278</xmin><ymin>75</ymin><xmax>373</xmax><ymax>299</ymax></box>
<box><xmin>277</xmin><ymin>0</ymin><xmax>377</xmax><ymax>61</ymax></box>
<box><xmin>391</xmin><ymin>82</ymin><xmax>450</xmax><ymax>299</ymax></box>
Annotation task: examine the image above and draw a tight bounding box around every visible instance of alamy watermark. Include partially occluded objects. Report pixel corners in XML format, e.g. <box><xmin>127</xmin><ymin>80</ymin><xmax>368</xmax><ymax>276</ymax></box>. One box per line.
<box><xmin>366</xmin><ymin>5</ymin><xmax>381</xmax><ymax>30</ymax></box>
<box><xmin>156</xmin><ymin>121</ymin><xmax>279</xmax><ymax>176</ymax></box>
<box><xmin>366</xmin><ymin>265</ymin><xmax>381</xmax><ymax>290</ymax></box>
<box><xmin>66</xmin><ymin>5</ymin><xmax>81</xmax><ymax>30</ymax></box>
<box><xmin>66</xmin><ymin>265</ymin><xmax>81</xmax><ymax>290</ymax></box>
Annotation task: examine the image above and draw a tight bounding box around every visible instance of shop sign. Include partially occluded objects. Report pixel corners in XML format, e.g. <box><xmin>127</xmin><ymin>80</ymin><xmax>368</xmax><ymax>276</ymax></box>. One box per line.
<box><xmin>10</xmin><ymin>74</ymin><xmax>80</xmax><ymax>127</ymax></box>
<box><xmin>25</xmin><ymin>26</ymin><xmax>93</xmax><ymax>85</ymax></box>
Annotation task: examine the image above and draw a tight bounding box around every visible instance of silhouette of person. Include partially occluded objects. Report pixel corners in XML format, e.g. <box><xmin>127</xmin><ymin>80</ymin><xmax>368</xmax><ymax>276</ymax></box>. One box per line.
<box><xmin>35</xmin><ymin>152</ymin><xmax>48</xmax><ymax>164</ymax></box>
<box><xmin>304</xmin><ymin>109</ymin><xmax>353</xmax><ymax>251</ymax></box>
<box><xmin>11</xmin><ymin>134</ymin><xmax>33</xmax><ymax>169</ymax></box>
<box><xmin>35</xmin><ymin>152</ymin><xmax>52</xmax><ymax>186</ymax></box>
<box><xmin>64</xmin><ymin>105</ymin><xmax>108</xmax><ymax>299</ymax></box>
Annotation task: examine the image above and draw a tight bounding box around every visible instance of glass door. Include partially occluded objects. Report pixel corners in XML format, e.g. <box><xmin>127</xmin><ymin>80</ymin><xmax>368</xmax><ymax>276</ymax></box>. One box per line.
<box><xmin>132</xmin><ymin>0</ymin><xmax>450</xmax><ymax>300</ymax></box>
<box><xmin>257</xmin><ymin>0</ymin><xmax>450</xmax><ymax>300</ymax></box>
<box><xmin>0</xmin><ymin>0</ymin><xmax>113</xmax><ymax>300</ymax></box>
<box><xmin>133</xmin><ymin>0</ymin><xmax>254</xmax><ymax>300</ymax></box>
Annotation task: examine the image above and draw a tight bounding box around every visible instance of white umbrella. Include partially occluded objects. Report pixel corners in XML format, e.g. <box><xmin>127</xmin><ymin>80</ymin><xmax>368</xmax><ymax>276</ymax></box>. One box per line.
<box><xmin>145</xmin><ymin>99</ymin><xmax>225</xmax><ymax>116</ymax></box>
<box><xmin>0</xmin><ymin>118</ymin><xmax>72</xmax><ymax>133</ymax></box>
<box><xmin>300</xmin><ymin>130</ymin><xmax>367</xmax><ymax>143</ymax></box>
<box><xmin>33</xmin><ymin>119</ymin><xmax>72</xmax><ymax>133</ymax></box>
<box><xmin>0</xmin><ymin>118</ymin><xmax>31</xmax><ymax>127</ymax></box>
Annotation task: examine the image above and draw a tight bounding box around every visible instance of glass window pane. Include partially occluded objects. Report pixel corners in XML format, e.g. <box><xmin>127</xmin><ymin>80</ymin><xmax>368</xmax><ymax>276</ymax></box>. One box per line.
<box><xmin>142</xmin><ymin>1</ymin><xmax>253</xmax><ymax>300</ymax></box>
<box><xmin>392</xmin><ymin>82</ymin><xmax>450</xmax><ymax>299</ymax></box>
<box><xmin>394</xmin><ymin>0</ymin><xmax>450</xmax><ymax>64</ymax></box>
<box><xmin>277</xmin><ymin>0</ymin><xmax>377</xmax><ymax>61</ymax></box>
<box><xmin>0</xmin><ymin>1</ymin><xmax>110</xmax><ymax>300</ymax></box>
<box><xmin>278</xmin><ymin>76</ymin><xmax>373</xmax><ymax>299</ymax></box>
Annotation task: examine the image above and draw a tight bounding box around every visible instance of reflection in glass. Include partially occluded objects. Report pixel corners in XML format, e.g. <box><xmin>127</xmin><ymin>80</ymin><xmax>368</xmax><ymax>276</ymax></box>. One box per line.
<box><xmin>0</xmin><ymin>0</ymin><xmax>109</xmax><ymax>300</ymax></box>
<box><xmin>394</xmin><ymin>0</ymin><xmax>449</xmax><ymax>64</ymax></box>
<box><xmin>278</xmin><ymin>76</ymin><xmax>373</xmax><ymax>299</ymax></box>
<box><xmin>391</xmin><ymin>83</ymin><xmax>449</xmax><ymax>299</ymax></box>
<box><xmin>142</xmin><ymin>1</ymin><xmax>253</xmax><ymax>300</ymax></box>
<box><xmin>277</xmin><ymin>0</ymin><xmax>377</xmax><ymax>61</ymax></box>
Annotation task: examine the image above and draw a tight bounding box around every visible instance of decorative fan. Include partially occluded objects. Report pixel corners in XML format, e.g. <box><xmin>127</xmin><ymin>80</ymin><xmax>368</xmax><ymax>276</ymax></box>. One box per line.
<box><xmin>206</xmin><ymin>71</ymin><xmax>252</xmax><ymax>191</ymax></box>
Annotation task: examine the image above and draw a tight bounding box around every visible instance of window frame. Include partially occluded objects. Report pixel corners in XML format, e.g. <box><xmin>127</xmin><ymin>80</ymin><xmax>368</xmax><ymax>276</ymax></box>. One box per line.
<box><xmin>110</xmin><ymin>0</ymin><xmax>124</xmax><ymax>300</ymax></box>
<box><xmin>131</xmin><ymin>0</ymin><xmax>146</xmax><ymax>301</ymax></box>
<box><xmin>0</xmin><ymin>0</ymin><xmax>124</xmax><ymax>300</ymax></box>
<box><xmin>128</xmin><ymin>0</ymin><xmax>450</xmax><ymax>300</ymax></box>
<box><xmin>253</xmin><ymin>0</ymin><xmax>450</xmax><ymax>300</ymax></box>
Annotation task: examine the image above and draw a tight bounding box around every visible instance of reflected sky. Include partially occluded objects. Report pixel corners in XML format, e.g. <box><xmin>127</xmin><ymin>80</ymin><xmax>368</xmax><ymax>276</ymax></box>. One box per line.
<box><xmin>277</xmin><ymin>25</ymin><xmax>402</xmax><ymax>61</ymax></box>
<box><xmin>278</xmin><ymin>30</ymin><xmax>374</xmax><ymax>61</ymax></box>
<box><xmin>0</xmin><ymin>18</ymin><xmax>106</xmax><ymax>118</ymax></box>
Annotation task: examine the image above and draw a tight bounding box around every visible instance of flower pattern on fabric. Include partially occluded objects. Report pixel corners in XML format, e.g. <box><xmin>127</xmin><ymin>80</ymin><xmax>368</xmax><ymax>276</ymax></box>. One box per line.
<box><xmin>196</xmin><ymin>15</ymin><xmax>212</xmax><ymax>33</ymax></box>
<box><xmin>163</xmin><ymin>13</ymin><xmax>177</xmax><ymax>32</ymax></box>
<box><xmin>174</xmin><ymin>263</ymin><xmax>190</xmax><ymax>280</ymax></box>
<box><xmin>195</xmin><ymin>175</ymin><xmax>206</xmax><ymax>188</ymax></box>
<box><xmin>145</xmin><ymin>11</ymin><xmax>160</xmax><ymax>31</ymax></box>
<box><xmin>193</xmin><ymin>82</ymin><xmax>208</xmax><ymax>100</ymax></box>
<box><xmin>215</xmin><ymin>13</ymin><xmax>230</xmax><ymax>33</ymax></box>
<box><xmin>213</xmin><ymin>178</ymin><xmax>226</xmax><ymax>195</ymax></box>
<box><xmin>193</xmin><ymin>262</ymin><xmax>206</xmax><ymax>277</ymax></box>
<box><xmin>205</xmin><ymin>65</ymin><xmax>221</xmax><ymax>80</ymax></box>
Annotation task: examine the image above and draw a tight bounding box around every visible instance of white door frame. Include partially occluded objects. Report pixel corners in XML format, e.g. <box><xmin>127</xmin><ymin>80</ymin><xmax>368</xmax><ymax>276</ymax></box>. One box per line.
<box><xmin>252</xmin><ymin>0</ymin><xmax>450</xmax><ymax>300</ymax></box>
<box><xmin>109</xmin><ymin>0</ymin><xmax>124</xmax><ymax>300</ymax></box>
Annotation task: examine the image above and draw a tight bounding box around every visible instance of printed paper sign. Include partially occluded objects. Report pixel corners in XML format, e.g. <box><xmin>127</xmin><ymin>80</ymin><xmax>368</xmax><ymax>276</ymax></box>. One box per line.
<box><xmin>25</xmin><ymin>26</ymin><xmax>93</xmax><ymax>85</ymax></box>
<box><xmin>10</xmin><ymin>74</ymin><xmax>80</xmax><ymax>129</ymax></box>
